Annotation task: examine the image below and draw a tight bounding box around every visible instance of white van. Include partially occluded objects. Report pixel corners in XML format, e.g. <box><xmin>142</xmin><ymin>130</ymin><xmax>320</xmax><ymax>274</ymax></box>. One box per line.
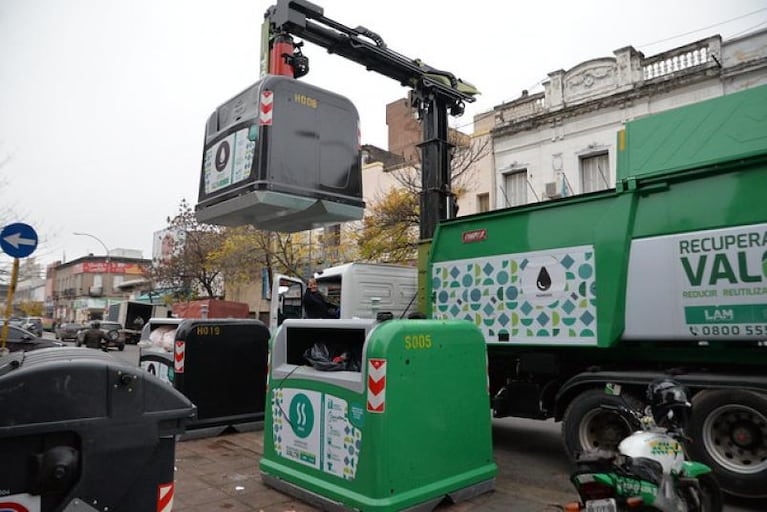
<box><xmin>269</xmin><ymin>262</ymin><xmax>418</xmax><ymax>330</ymax></box>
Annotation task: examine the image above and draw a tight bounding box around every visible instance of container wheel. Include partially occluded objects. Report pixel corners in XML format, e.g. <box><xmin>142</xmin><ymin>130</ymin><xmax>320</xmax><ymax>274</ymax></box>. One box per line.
<box><xmin>688</xmin><ymin>389</ymin><xmax>767</xmax><ymax>498</ymax></box>
<box><xmin>561</xmin><ymin>388</ymin><xmax>641</xmax><ymax>459</ymax></box>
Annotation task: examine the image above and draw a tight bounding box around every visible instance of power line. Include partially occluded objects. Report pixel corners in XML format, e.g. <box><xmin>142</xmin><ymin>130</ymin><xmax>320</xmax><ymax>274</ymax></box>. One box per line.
<box><xmin>729</xmin><ymin>20</ymin><xmax>767</xmax><ymax>39</ymax></box>
<box><xmin>637</xmin><ymin>8</ymin><xmax>767</xmax><ymax>50</ymax></box>
<box><xmin>449</xmin><ymin>8</ymin><xmax>767</xmax><ymax>134</ymax></box>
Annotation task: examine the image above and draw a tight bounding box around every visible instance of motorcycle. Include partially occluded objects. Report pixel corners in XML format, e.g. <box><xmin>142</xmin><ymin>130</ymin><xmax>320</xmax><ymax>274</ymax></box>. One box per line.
<box><xmin>565</xmin><ymin>379</ymin><xmax>723</xmax><ymax>512</ymax></box>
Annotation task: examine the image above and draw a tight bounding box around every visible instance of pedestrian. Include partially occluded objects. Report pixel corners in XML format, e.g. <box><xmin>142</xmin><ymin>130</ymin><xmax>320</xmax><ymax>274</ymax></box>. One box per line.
<box><xmin>302</xmin><ymin>278</ymin><xmax>339</xmax><ymax>319</ymax></box>
<box><xmin>81</xmin><ymin>320</ymin><xmax>110</xmax><ymax>351</ymax></box>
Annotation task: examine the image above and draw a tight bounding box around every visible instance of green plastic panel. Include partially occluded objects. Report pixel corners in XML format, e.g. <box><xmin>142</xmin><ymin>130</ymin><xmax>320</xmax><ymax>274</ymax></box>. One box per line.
<box><xmin>428</xmin><ymin>85</ymin><xmax>767</xmax><ymax>349</ymax></box>
<box><xmin>617</xmin><ymin>84</ymin><xmax>767</xmax><ymax>180</ymax></box>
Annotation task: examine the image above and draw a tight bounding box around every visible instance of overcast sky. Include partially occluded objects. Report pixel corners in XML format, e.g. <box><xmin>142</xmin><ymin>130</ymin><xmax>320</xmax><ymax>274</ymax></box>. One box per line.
<box><xmin>1</xmin><ymin>0</ymin><xmax>765</xmax><ymax>271</ymax></box>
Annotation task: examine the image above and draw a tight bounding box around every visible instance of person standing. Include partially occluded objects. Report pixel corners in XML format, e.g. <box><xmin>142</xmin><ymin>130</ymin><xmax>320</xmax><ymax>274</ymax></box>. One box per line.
<box><xmin>302</xmin><ymin>278</ymin><xmax>338</xmax><ymax>319</ymax></box>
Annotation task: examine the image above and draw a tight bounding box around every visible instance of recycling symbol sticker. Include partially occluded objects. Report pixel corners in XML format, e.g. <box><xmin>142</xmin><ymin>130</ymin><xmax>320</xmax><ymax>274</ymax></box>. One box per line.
<box><xmin>289</xmin><ymin>393</ymin><xmax>315</xmax><ymax>438</ymax></box>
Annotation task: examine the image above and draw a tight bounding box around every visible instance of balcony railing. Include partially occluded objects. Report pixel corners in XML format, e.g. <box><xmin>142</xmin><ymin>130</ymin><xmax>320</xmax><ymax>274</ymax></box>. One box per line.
<box><xmin>643</xmin><ymin>39</ymin><xmax>713</xmax><ymax>81</ymax></box>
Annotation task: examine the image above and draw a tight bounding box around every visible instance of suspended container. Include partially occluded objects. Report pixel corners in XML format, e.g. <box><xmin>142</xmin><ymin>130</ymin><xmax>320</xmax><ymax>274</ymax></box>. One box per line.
<box><xmin>195</xmin><ymin>74</ymin><xmax>364</xmax><ymax>232</ymax></box>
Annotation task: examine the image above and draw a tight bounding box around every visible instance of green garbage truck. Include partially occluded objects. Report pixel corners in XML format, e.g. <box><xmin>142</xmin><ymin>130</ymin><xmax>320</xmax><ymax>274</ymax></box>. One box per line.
<box><xmin>426</xmin><ymin>84</ymin><xmax>767</xmax><ymax>497</ymax></box>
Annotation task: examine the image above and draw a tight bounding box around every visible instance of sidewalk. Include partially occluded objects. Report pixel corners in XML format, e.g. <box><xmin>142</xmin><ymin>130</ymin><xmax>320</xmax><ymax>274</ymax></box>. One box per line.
<box><xmin>172</xmin><ymin>429</ymin><xmax>572</xmax><ymax>512</ymax></box>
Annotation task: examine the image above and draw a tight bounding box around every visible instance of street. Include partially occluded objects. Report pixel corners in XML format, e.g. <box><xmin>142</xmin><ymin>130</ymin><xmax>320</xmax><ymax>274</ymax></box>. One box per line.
<box><xmin>53</xmin><ymin>338</ymin><xmax>765</xmax><ymax>511</ymax></box>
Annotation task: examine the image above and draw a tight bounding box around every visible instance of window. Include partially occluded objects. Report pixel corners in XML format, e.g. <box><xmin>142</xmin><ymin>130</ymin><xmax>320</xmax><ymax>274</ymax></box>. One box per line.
<box><xmin>477</xmin><ymin>193</ymin><xmax>490</xmax><ymax>213</ymax></box>
<box><xmin>581</xmin><ymin>153</ymin><xmax>609</xmax><ymax>193</ymax></box>
<box><xmin>502</xmin><ymin>170</ymin><xmax>527</xmax><ymax>207</ymax></box>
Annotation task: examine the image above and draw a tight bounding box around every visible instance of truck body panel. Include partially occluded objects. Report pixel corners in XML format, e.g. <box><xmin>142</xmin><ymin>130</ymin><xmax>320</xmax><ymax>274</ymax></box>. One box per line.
<box><xmin>428</xmin><ymin>85</ymin><xmax>767</xmax><ymax>350</ymax></box>
<box><xmin>426</xmin><ymin>85</ymin><xmax>767</xmax><ymax>497</ymax></box>
<box><xmin>172</xmin><ymin>298</ymin><xmax>250</xmax><ymax>319</ymax></box>
<box><xmin>107</xmin><ymin>300</ymin><xmax>170</xmax><ymax>343</ymax></box>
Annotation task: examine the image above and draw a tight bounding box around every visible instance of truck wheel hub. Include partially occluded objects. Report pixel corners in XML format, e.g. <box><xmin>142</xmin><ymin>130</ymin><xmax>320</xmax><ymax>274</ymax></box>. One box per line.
<box><xmin>730</xmin><ymin>422</ymin><xmax>759</xmax><ymax>450</ymax></box>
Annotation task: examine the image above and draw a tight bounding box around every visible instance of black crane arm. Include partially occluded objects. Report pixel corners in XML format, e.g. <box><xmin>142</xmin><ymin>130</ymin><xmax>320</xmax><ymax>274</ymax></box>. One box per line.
<box><xmin>264</xmin><ymin>0</ymin><xmax>479</xmax><ymax>239</ymax></box>
<box><xmin>265</xmin><ymin>0</ymin><xmax>478</xmax><ymax>113</ymax></box>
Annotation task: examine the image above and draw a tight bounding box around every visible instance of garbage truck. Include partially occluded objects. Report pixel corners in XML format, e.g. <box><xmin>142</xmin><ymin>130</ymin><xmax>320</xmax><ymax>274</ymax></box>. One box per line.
<box><xmin>107</xmin><ymin>300</ymin><xmax>170</xmax><ymax>344</ymax></box>
<box><xmin>425</xmin><ymin>85</ymin><xmax>767</xmax><ymax>497</ymax></box>
<box><xmin>269</xmin><ymin>262</ymin><xmax>418</xmax><ymax>330</ymax></box>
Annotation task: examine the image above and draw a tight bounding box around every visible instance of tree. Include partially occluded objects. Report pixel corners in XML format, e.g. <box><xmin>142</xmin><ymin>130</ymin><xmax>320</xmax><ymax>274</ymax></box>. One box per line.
<box><xmin>208</xmin><ymin>226</ymin><xmax>309</xmax><ymax>292</ymax></box>
<box><xmin>357</xmin><ymin>132</ymin><xmax>490</xmax><ymax>263</ymax></box>
<box><xmin>150</xmin><ymin>199</ymin><xmax>226</xmax><ymax>299</ymax></box>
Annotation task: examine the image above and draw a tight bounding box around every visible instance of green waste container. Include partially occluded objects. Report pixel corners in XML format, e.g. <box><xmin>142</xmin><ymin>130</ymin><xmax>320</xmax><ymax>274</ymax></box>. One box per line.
<box><xmin>260</xmin><ymin>318</ymin><xmax>497</xmax><ymax>511</ymax></box>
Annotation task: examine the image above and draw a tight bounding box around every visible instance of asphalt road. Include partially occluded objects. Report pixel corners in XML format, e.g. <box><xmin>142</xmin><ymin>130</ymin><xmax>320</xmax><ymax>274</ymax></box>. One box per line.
<box><xmin>55</xmin><ymin>337</ymin><xmax>766</xmax><ymax>511</ymax></box>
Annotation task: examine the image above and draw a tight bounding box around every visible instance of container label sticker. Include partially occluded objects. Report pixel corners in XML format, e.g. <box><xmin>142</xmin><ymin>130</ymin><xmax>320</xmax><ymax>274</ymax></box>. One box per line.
<box><xmin>271</xmin><ymin>389</ymin><xmax>361</xmax><ymax>479</ymax></box>
<box><xmin>259</xmin><ymin>90</ymin><xmax>273</xmax><ymax>125</ymax></box>
<box><xmin>432</xmin><ymin>246</ymin><xmax>597</xmax><ymax>345</ymax></box>
<box><xmin>324</xmin><ymin>395</ymin><xmax>361</xmax><ymax>479</ymax></box>
<box><xmin>157</xmin><ymin>482</ymin><xmax>174</xmax><ymax>512</ymax></box>
<box><xmin>367</xmin><ymin>358</ymin><xmax>387</xmax><ymax>412</ymax></box>
<box><xmin>202</xmin><ymin>127</ymin><xmax>256</xmax><ymax>195</ymax></box>
<box><xmin>174</xmin><ymin>341</ymin><xmax>185</xmax><ymax>373</ymax></box>
<box><xmin>272</xmin><ymin>388</ymin><xmax>322</xmax><ymax>470</ymax></box>
<box><xmin>140</xmin><ymin>360</ymin><xmax>174</xmax><ymax>385</ymax></box>
<box><xmin>0</xmin><ymin>494</ymin><xmax>41</xmax><ymax>512</ymax></box>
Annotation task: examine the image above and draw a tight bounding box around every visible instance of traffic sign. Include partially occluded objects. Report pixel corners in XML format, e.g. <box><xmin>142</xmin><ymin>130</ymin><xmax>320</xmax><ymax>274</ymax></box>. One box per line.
<box><xmin>0</xmin><ymin>223</ymin><xmax>38</xmax><ymax>258</ymax></box>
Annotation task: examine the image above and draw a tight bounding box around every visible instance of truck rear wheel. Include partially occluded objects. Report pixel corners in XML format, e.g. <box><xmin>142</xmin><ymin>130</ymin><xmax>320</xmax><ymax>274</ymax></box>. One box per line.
<box><xmin>688</xmin><ymin>389</ymin><xmax>767</xmax><ymax>498</ymax></box>
<box><xmin>561</xmin><ymin>388</ymin><xmax>641</xmax><ymax>460</ymax></box>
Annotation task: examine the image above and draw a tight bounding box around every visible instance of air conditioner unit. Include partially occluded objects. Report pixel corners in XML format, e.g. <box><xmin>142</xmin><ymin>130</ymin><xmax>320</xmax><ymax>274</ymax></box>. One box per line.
<box><xmin>89</xmin><ymin>286</ymin><xmax>103</xmax><ymax>297</ymax></box>
<box><xmin>544</xmin><ymin>181</ymin><xmax>562</xmax><ymax>199</ymax></box>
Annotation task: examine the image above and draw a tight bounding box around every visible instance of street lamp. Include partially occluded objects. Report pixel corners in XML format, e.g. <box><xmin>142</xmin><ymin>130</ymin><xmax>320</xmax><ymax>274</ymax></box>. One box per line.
<box><xmin>73</xmin><ymin>232</ymin><xmax>111</xmax><ymax>320</ymax></box>
<box><xmin>73</xmin><ymin>232</ymin><xmax>110</xmax><ymax>265</ymax></box>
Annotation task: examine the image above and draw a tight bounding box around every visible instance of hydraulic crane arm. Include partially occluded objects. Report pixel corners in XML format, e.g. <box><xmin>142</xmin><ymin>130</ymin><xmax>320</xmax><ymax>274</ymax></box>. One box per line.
<box><xmin>265</xmin><ymin>0</ymin><xmax>478</xmax><ymax>112</ymax></box>
<box><xmin>263</xmin><ymin>0</ymin><xmax>479</xmax><ymax>239</ymax></box>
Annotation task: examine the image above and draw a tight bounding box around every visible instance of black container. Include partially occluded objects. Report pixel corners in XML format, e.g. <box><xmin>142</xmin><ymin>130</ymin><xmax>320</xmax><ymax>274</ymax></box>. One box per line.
<box><xmin>0</xmin><ymin>347</ymin><xmax>194</xmax><ymax>512</ymax></box>
<box><xmin>139</xmin><ymin>318</ymin><xmax>271</xmax><ymax>434</ymax></box>
<box><xmin>195</xmin><ymin>74</ymin><xmax>363</xmax><ymax>232</ymax></box>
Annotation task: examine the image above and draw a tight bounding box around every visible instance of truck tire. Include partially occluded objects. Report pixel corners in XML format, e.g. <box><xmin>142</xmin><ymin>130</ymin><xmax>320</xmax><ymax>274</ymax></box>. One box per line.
<box><xmin>687</xmin><ymin>389</ymin><xmax>767</xmax><ymax>498</ymax></box>
<box><xmin>561</xmin><ymin>388</ymin><xmax>642</xmax><ymax>460</ymax></box>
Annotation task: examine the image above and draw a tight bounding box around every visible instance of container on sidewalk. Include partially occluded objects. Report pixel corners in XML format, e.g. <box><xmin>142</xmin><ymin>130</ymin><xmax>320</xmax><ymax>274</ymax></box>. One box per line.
<box><xmin>260</xmin><ymin>318</ymin><xmax>497</xmax><ymax>511</ymax></box>
<box><xmin>0</xmin><ymin>347</ymin><xmax>195</xmax><ymax>512</ymax></box>
<box><xmin>139</xmin><ymin>318</ymin><xmax>271</xmax><ymax>435</ymax></box>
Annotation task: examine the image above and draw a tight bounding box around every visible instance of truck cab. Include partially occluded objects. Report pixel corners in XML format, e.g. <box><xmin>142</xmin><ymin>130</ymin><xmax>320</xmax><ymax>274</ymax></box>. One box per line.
<box><xmin>269</xmin><ymin>262</ymin><xmax>419</xmax><ymax>330</ymax></box>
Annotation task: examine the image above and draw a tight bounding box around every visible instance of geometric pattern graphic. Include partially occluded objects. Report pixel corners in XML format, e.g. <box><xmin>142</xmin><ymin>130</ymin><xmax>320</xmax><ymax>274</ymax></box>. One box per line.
<box><xmin>432</xmin><ymin>245</ymin><xmax>598</xmax><ymax>345</ymax></box>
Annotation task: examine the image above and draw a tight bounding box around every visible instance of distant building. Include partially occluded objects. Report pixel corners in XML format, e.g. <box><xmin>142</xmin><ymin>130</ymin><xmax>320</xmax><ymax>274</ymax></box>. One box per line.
<box><xmin>488</xmin><ymin>29</ymin><xmax>767</xmax><ymax>207</ymax></box>
<box><xmin>48</xmin><ymin>253</ymin><xmax>151</xmax><ymax>322</ymax></box>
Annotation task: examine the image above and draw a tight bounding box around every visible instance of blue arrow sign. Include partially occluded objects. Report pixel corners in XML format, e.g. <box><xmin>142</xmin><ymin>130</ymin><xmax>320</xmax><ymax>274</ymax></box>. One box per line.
<box><xmin>1</xmin><ymin>222</ymin><xmax>38</xmax><ymax>258</ymax></box>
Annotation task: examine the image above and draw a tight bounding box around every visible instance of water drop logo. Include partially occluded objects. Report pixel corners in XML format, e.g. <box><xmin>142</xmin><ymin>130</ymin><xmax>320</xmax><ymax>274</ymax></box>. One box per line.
<box><xmin>289</xmin><ymin>393</ymin><xmax>314</xmax><ymax>438</ymax></box>
<box><xmin>215</xmin><ymin>140</ymin><xmax>230</xmax><ymax>172</ymax></box>
<box><xmin>536</xmin><ymin>267</ymin><xmax>552</xmax><ymax>291</ymax></box>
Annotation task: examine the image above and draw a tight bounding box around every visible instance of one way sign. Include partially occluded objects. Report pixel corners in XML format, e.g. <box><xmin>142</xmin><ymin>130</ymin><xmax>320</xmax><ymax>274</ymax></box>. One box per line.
<box><xmin>1</xmin><ymin>222</ymin><xmax>38</xmax><ymax>258</ymax></box>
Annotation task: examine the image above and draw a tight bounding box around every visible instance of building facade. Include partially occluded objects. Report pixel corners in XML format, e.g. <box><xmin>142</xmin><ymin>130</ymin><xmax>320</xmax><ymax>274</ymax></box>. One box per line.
<box><xmin>48</xmin><ymin>254</ymin><xmax>151</xmax><ymax>322</ymax></box>
<box><xmin>489</xmin><ymin>29</ymin><xmax>767</xmax><ymax>207</ymax></box>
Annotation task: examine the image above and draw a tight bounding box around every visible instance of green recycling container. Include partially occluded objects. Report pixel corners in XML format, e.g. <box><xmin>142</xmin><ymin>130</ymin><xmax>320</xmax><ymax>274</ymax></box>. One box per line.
<box><xmin>260</xmin><ymin>318</ymin><xmax>497</xmax><ymax>511</ymax></box>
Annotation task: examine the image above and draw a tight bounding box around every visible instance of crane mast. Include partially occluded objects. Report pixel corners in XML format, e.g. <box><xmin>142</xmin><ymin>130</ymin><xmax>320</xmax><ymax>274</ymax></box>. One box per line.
<box><xmin>262</xmin><ymin>0</ymin><xmax>478</xmax><ymax>239</ymax></box>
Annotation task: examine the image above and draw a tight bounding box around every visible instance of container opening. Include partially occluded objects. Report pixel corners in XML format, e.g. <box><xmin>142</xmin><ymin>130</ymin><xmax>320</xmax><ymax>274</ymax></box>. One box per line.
<box><xmin>286</xmin><ymin>327</ymin><xmax>365</xmax><ymax>373</ymax></box>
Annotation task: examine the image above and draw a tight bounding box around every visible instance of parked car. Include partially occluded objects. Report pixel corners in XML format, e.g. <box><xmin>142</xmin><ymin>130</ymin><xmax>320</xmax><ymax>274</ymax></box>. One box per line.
<box><xmin>0</xmin><ymin>323</ymin><xmax>64</xmax><ymax>352</ymax></box>
<box><xmin>76</xmin><ymin>320</ymin><xmax>124</xmax><ymax>351</ymax></box>
<box><xmin>22</xmin><ymin>317</ymin><xmax>44</xmax><ymax>337</ymax></box>
<box><xmin>55</xmin><ymin>322</ymin><xmax>83</xmax><ymax>342</ymax></box>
